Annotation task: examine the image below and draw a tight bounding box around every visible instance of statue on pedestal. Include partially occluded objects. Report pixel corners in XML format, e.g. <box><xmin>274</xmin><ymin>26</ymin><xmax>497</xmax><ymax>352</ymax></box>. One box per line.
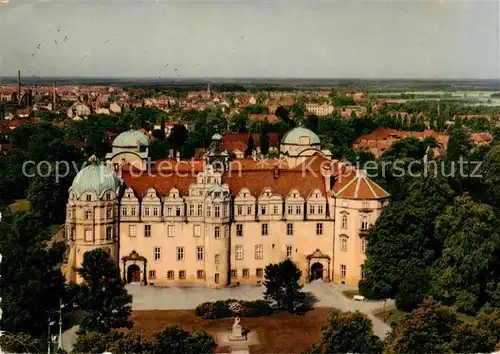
<box><xmin>229</xmin><ymin>316</ymin><xmax>244</xmax><ymax>341</ymax></box>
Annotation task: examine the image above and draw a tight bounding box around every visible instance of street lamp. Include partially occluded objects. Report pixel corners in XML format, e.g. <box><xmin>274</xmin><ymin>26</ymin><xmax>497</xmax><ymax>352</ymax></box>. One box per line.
<box><xmin>47</xmin><ymin>317</ymin><xmax>56</xmax><ymax>354</ymax></box>
<box><xmin>57</xmin><ymin>298</ymin><xmax>65</xmax><ymax>351</ymax></box>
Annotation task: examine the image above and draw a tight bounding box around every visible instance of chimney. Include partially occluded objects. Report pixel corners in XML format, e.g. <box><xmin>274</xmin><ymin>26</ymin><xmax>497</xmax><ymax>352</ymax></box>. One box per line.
<box><xmin>17</xmin><ymin>70</ymin><xmax>21</xmax><ymax>104</ymax></box>
<box><xmin>136</xmin><ymin>139</ymin><xmax>140</xmax><ymax>152</ymax></box>
<box><xmin>273</xmin><ymin>166</ymin><xmax>279</xmax><ymax>179</ymax></box>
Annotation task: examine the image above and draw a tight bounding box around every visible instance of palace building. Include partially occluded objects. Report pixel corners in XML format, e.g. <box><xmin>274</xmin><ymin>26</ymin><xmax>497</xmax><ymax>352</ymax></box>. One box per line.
<box><xmin>64</xmin><ymin>126</ymin><xmax>390</xmax><ymax>287</ymax></box>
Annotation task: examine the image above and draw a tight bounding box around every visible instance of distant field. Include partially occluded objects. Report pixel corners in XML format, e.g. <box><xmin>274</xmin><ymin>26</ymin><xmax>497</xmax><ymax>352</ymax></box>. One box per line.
<box><xmin>8</xmin><ymin>199</ymin><xmax>30</xmax><ymax>213</ymax></box>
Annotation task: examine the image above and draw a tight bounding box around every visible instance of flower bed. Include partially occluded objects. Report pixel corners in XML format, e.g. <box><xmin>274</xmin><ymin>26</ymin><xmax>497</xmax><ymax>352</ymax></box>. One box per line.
<box><xmin>195</xmin><ymin>299</ymin><xmax>273</xmax><ymax>319</ymax></box>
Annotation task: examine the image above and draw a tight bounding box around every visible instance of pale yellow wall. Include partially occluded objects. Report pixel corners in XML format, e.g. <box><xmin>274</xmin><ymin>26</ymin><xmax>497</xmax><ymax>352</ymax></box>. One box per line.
<box><xmin>66</xmin><ymin>168</ymin><xmax>389</xmax><ymax>288</ymax></box>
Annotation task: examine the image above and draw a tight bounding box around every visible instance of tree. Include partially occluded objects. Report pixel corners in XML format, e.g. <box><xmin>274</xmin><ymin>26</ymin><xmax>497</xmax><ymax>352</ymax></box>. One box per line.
<box><xmin>432</xmin><ymin>195</ymin><xmax>500</xmax><ymax>314</ymax></box>
<box><xmin>263</xmin><ymin>259</ymin><xmax>304</xmax><ymax>313</ymax></box>
<box><xmin>359</xmin><ymin>176</ymin><xmax>453</xmax><ymax>307</ymax></box>
<box><xmin>244</xmin><ymin>134</ymin><xmax>254</xmax><ymax>157</ymax></box>
<box><xmin>482</xmin><ymin>144</ymin><xmax>500</xmax><ymax>208</ymax></box>
<box><xmin>229</xmin><ymin>113</ymin><xmax>249</xmax><ymax>133</ymax></box>
<box><xmin>153</xmin><ymin>325</ymin><xmax>216</xmax><ymax>354</ymax></box>
<box><xmin>446</xmin><ymin>125</ymin><xmax>471</xmax><ymax>163</ymax></box>
<box><xmin>167</xmin><ymin>124</ymin><xmax>189</xmax><ymax>153</ymax></box>
<box><xmin>304</xmin><ymin>310</ymin><xmax>383</xmax><ymax>354</ymax></box>
<box><xmin>385</xmin><ymin>300</ymin><xmax>500</xmax><ymax>354</ymax></box>
<box><xmin>76</xmin><ymin>248</ymin><xmax>133</xmax><ymax>333</ymax></box>
<box><xmin>0</xmin><ymin>211</ymin><xmax>66</xmax><ymax>337</ymax></box>
<box><xmin>305</xmin><ymin>114</ymin><xmax>319</xmax><ymax>133</ymax></box>
<box><xmin>260</xmin><ymin>120</ymin><xmax>270</xmax><ymax>155</ymax></box>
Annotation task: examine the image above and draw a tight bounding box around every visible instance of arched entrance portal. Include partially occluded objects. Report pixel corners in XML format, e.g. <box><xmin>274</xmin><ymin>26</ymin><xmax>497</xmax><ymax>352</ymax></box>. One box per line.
<box><xmin>310</xmin><ymin>262</ymin><xmax>324</xmax><ymax>281</ymax></box>
<box><xmin>306</xmin><ymin>249</ymin><xmax>331</xmax><ymax>283</ymax></box>
<box><xmin>127</xmin><ymin>264</ymin><xmax>141</xmax><ymax>283</ymax></box>
<box><xmin>121</xmin><ymin>250</ymin><xmax>148</xmax><ymax>285</ymax></box>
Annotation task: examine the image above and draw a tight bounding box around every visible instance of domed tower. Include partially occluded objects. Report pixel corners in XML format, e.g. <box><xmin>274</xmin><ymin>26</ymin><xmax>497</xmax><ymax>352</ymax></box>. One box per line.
<box><xmin>279</xmin><ymin>125</ymin><xmax>332</xmax><ymax>168</ymax></box>
<box><xmin>64</xmin><ymin>156</ymin><xmax>122</xmax><ymax>283</ymax></box>
<box><xmin>105</xmin><ymin>129</ymin><xmax>150</xmax><ymax>171</ymax></box>
<box><xmin>207</xmin><ymin>133</ymin><xmax>229</xmax><ymax>170</ymax></box>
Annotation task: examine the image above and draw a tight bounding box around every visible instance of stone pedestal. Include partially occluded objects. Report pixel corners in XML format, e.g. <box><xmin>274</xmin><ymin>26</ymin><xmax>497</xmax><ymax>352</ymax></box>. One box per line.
<box><xmin>228</xmin><ymin>323</ymin><xmax>244</xmax><ymax>341</ymax></box>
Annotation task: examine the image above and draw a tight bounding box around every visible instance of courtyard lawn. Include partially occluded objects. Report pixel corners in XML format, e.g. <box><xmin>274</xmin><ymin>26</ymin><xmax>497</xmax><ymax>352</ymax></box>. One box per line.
<box><xmin>8</xmin><ymin>199</ymin><xmax>30</xmax><ymax>213</ymax></box>
<box><xmin>125</xmin><ymin>308</ymin><xmax>335</xmax><ymax>353</ymax></box>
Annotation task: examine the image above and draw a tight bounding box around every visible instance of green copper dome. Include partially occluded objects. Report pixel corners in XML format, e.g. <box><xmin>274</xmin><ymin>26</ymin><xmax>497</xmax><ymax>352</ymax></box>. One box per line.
<box><xmin>70</xmin><ymin>163</ymin><xmax>122</xmax><ymax>199</ymax></box>
<box><xmin>112</xmin><ymin>130</ymin><xmax>150</xmax><ymax>147</ymax></box>
<box><xmin>281</xmin><ymin>126</ymin><xmax>321</xmax><ymax>146</ymax></box>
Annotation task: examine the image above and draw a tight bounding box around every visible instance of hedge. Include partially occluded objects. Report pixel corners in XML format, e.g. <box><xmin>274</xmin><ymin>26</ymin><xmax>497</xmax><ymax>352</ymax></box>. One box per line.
<box><xmin>195</xmin><ymin>299</ymin><xmax>272</xmax><ymax>319</ymax></box>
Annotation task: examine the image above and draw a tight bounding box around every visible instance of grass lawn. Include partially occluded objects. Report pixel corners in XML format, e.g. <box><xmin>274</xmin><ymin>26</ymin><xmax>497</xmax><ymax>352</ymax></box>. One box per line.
<box><xmin>125</xmin><ymin>308</ymin><xmax>335</xmax><ymax>354</ymax></box>
<box><xmin>8</xmin><ymin>199</ymin><xmax>30</xmax><ymax>213</ymax></box>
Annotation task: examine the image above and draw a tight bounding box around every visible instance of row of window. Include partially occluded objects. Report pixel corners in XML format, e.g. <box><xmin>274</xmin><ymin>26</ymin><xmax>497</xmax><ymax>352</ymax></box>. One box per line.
<box><xmin>130</xmin><ymin>222</ymin><xmax>325</xmax><ymax>239</ymax></box>
<box><xmin>340</xmin><ymin>237</ymin><xmax>368</xmax><ymax>253</ymax></box>
<box><xmin>235</xmin><ymin>245</ymin><xmax>293</xmax><ymax>260</ymax></box>
<box><xmin>148</xmin><ymin>266</ymin><xmax>359</xmax><ymax>281</ymax></box>
<box><xmin>82</xmin><ymin>227</ymin><xmax>115</xmax><ymax>242</ymax></box>
<box><xmin>341</xmin><ymin>215</ymin><xmax>370</xmax><ymax>231</ymax></box>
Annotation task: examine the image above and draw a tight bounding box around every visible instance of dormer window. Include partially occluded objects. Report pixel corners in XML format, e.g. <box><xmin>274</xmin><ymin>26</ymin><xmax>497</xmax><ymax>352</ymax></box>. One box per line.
<box><xmin>144</xmin><ymin>207</ymin><xmax>150</xmax><ymax>216</ymax></box>
<box><xmin>131</xmin><ymin>207</ymin><xmax>136</xmax><ymax>216</ymax></box>
<box><xmin>176</xmin><ymin>206</ymin><xmax>181</xmax><ymax>216</ymax></box>
<box><xmin>261</xmin><ymin>206</ymin><xmax>266</xmax><ymax>215</ymax></box>
<box><xmin>214</xmin><ymin>205</ymin><xmax>220</xmax><ymax>218</ymax></box>
<box><xmin>318</xmin><ymin>205</ymin><xmax>324</xmax><ymax>214</ymax></box>
<box><xmin>295</xmin><ymin>205</ymin><xmax>302</xmax><ymax>214</ymax></box>
<box><xmin>122</xmin><ymin>206</ymin><xmax>127</xmax><ymax>216</ymax></box>
<box><xmin>86</xmin><ymin>195</ymin><xmax>91</xmax><ymax>202</ymax></box>
<box><xmin>214</xmin><ymin>192</ymin><xmax>220</xmax><ymax>198</ymax></box>
<box><xmin>105</xmin><ymin>192</ymin><xmax>111</xmax><ymax>201</ymax></box>
<box><xmin>309</xmin><ymin>205</ymin><xmax>315</xmax><ymax>214</ymax></box>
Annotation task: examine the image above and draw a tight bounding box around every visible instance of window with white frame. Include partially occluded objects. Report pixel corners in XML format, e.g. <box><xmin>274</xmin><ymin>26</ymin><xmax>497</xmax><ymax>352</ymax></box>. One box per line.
<box><xmin>129</xmin><ymin>225</ymin><xmax>137</xmax><ymax>237</ymax></box>
<box><xmin>197</xmin><ymin>204</ymin><xmax>203</xmax><ymax>216</ymax></box>
<box><xmin>231</xmin><ymin>269</ymin><xmax>237</xmax><ymax>278</ymax></box>
<box><xmin>85</xmin><ymin>229</ymin><xmax>93</xmax><ymax>242</ymax></box>
<box><xmin>225</xmin><ymin>225</ymin><xmax>229</xmax><ymax>238</ymax></box>
<box><xmin>193</xmin><ymin>224</ymin><xmax>201</xmax><ymax>237</ymax></box>
<box><xmin>153</xmin><ymin>206</ymin><xmax>159</xmax><ymax>216</ymax></box>
<box><xmin>316</xmin><ymin>223</ymin><xmax>323</xmax><ymax>235</ymax></box>
<box><xmin>286</xmin><ymin>245</ymin><xmax>293</xmax><ymax>258</ymax></box>
<box><xmin>144</xmin><ymin>225</ymin><xmax>151</xmax><ymax>237</ymax></box>
<box><xmin>176</xmin><ymin>247</ymin><xmax>184</xmax><ymax>261</ymax></box>
<box><xmin>341</xmin><ymin>215</ymin><xmax>348</xmax><ymax>229</ymax></box>
<box><xmin>175</xmin><ymin>206</ymin><xmax>181</xmax><ymax>216</ymax></box>
<box><xmin>236</xmin><ymin>245</ymin><xmax>243</xmax><ymax>260</ymax></box>
<box><xmin>168</xmin><ymin>225</ymin><xmax>175</xmax><ymax>237</ymax></box>
<box><xmin>197</xmin><ymin>246</ymin><xmax>204</xmax><ymax>260</ymax></box>
<box><xmin>318</xmin><ymin>205</ymin><xmax>324</xmax><ymax>214</ymax></box>
<box><xmin>106</xmin><ymin>206</ymin><xmax>112</xmax><ymax>218</ymax></box>
<box><xmin>261</xmin><ymin>205</ymin><xmax>266</xmax><ymax>215</ymax></box>
<box><xmin>106</xmin><ymin>226</ymin><xmax>113</xmax><ymax>241</ymax></box>
<box><xmin>105</xmin><ymin>192</ymin><xmax>111</xmax><ymax>200</ymax></box>
<box><xmin>206</xmin><ymin>205</ymin><xmax>211</xmax><ymax>217</ymax></box>
<box><xmin>144</xmin><ymin>207</ymin><xmax>150</xmax><ymax>216</ymax></box>
<box><xmin>309</xmin><ymin>205</ymin><xmax>315</xmax><ymax>214</ymax></box>
<box><xmin>236</xmin><ymin>224</ymin><xmax>243</xmax><ymax>237</ymax></box>
<box><xmin>261</xmin><ymin>223</ymin><xmax>268</xmax><ymax>236</ymax></box>
<box><xmin>131</xmin><ymin>206</ymin><xmax>136</xmax><ymax>216</ymax></box>
<box><xmin>197</xmin><ymin>270</ymin><xmax>204</xmax><ymax>279</ymax></box>
<box><xmin>287</xmin><ymin>205</ymin><xmax>293</xmax><ymax>214</ymax></box>
<box><xmin>224</xmin><ymin>204</ymin><xmax>229</xmax><ymax>217</ymax></box>
<box><xmin>286</xmin><ymin>223</ymin><xmax>293</xmax><ymax>236</ymax></box>
<box><xmin>214</xmin><ymin>205</ymin><xmax>220</xmax><ymax>218</ymax></box>
<box><xmin>361</xmin><ymin>216</ymin><xmax>369</xmax><ymax>231</ymax></box>
<box><xmin>122</xmin><ymin>206</ymin><xmax>128</xmax><ymax>216</ymax></box>
<box><xmin>214</xmin><ymin>254</ymin><xmax>220</xmax><ymax>264</ymax></box>
<box><xmin>84</xmin><ymin>209</ymin><xmax>92</xmax><ymax>220</ymax></box>
<box><xmin>167</xmin><ymin>206</ymin><xmax>173</xmax><ymax>216</ymax></box>
<box><xmin>167</xmin><ymin>270</ymin><xmax>175</xmax><ymax>279</ymax></box>
<box><xmin>340</xmin><ymin>237</ymin><xmax>347</xmax><ymax>251</ymax></box>
<box><xmin>295</xmin><ymin>205</ymin><xmax>302</xmax><ymax>214</ymax></box>
<box><xmin>273</xmin><ymin>205</ymin><xmax>279</xmax><ymax>215</ymax></box>
<box><xmin>148</xmin><ymin>270</ymin><xmax>156</xmax><ymax>279</ymax></box>
<box><xmin>256</xmin><ymin>268</ymin><xmax>263</xmax><ymax>278</ymax></box>
<box><xmin>237</xmin><ymin>205</ymin><xmax>243</xmax><ymax>215</ymax></box>
<box><xmin>214</xmin><ymin>226</ymin><xmax>221</xmax><ymax>239</ymax></box>
<box><xmin>242</xmin><ymin>269</ymin><xmax>249</xmax><ymax>278</ymax></box>
<box><xmin>340</xmin><ymin>264</ymin><xmax>346</xmax><ymax>278</ymax></box>
<box><xmin>361</xmin><ymin>239</ymin><xmax>367</xmax><ymax>253</ymax></box>
<box><xmin>189</xmin><ymin>204</ymin><xmax>194</xmax><ymax>216</ymax></box>
<box><xmin>179</xmin><ymin>270</ymin><xmax>186</xmax><ymax>279</ymax></box>
<box><xmin>247</xmin><ymin>205</ymin><xmax>252</xmax><ymax>215</ymax></box>
<box><xmin>86</xmin><ymin>194</ymin><xmax>91</xmax><ymax>202</ymax></box>
<box><xmin>154</xmin><ymin>247</ymin><xmax>161</xmax><ymax>260</ymax></box>
<box><xmin>255</xmin><ymin>245</ymin><xmax>263</xmax><ymax>259</ymax></box>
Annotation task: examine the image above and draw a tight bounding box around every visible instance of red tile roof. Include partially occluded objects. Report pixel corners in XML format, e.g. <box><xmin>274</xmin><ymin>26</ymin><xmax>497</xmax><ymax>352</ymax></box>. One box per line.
<box><xmin>247</xmin><ymin>114</ymin><xmax>279</xmax><ymax>122</ymax></box>
<box><xmin>333</xmin><ymin>169</ymin><xmax>390</xmax><ymax>200</ymax></box>
<box><xmin>222</xmin><ymin>133</ymin><xmax>279</xmax><ymax>152</ymax></box>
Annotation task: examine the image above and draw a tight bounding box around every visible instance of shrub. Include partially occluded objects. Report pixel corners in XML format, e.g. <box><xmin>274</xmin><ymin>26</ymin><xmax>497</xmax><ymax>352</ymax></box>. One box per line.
<box><xmin>195</xmin><ymin>299</ymin><xmax>273</xmax><ymax>319</ymax></box>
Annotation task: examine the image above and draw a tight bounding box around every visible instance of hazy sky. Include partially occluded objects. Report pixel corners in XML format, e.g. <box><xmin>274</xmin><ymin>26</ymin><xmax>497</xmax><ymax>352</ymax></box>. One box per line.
<box><xmin>0</xmin><ymin>0</ymin><xmax>498</xmax><ymax>79</ymax></box>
